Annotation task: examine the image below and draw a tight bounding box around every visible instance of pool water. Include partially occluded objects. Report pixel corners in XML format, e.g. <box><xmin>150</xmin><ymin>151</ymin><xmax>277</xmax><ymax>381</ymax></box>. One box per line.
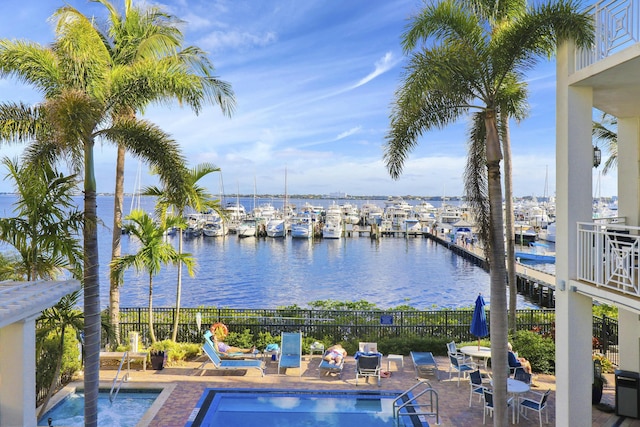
<box><xmin>38</xmin><ymin>390</ymin><xmax>160</xmax><ymax>427</ymax></box>
<box><xmin>187</xmin><ymin>389</ymin><xmax>423</xmax><ymax>427</ymax></box>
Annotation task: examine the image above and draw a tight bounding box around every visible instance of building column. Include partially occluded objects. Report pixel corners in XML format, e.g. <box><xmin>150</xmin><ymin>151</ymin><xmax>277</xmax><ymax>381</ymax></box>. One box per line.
<box><xmin>0</xmin><ymin>317</ymin><xmax>37</xmax><ymax>427</ymax></box>
<box><xmin>618</xmin><ymin>307</ymin><xmax>640</xmax><ymax>373</ymax></box>
<box><xmin>555</xmin><ymin>41</ymin><xmax>596</xmax><ymax>427</ymax></box>
<box><xmin>616</xmin><ymin>117</ymin><xmax>640</xmax><ymax>226</ymax></box>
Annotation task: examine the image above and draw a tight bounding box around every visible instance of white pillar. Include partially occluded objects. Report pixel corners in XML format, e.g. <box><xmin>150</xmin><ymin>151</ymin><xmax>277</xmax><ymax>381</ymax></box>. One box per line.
<box><xmin>618</xmin><ymin>307</ymin><xmax>640</xmax><ymax>373</ymax></box>
<box><xmin>555</xmin><ymin>41</ymin><xmax>595</xmax><ymax>427</ymax></box>
<box><xmin>616</xmin><ymin>117</ymin><xmax>640</xmax><ymax>226</ymax></box>
<box><xmin>0</xmin><ymin>317</ymin><xmax>37</xmax><ymax>427</ymax></box>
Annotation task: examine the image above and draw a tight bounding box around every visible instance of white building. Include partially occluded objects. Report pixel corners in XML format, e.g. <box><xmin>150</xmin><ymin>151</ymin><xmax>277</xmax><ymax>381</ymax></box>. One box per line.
<box><xmin>556</xmin><ymin>0</ymin><xmax>640</xmax><ymax>424</ymax></box>
<box><xmin>0</xmin><ymin>280</ymin><xmax>80</xmax><ymax>426</ymax></box>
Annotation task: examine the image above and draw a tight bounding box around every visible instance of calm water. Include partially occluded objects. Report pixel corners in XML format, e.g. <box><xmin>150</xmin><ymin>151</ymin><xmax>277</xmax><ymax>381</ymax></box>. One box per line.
<box><xmin>0</xmin><ymin>194</ymin><xmax>538</xmax><ymax>309</ymax></box>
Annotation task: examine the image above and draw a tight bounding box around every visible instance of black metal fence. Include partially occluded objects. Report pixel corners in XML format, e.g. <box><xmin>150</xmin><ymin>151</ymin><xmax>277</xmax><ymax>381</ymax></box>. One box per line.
<box><xmin>116</xmin><ymin>308</ymin><xmax>619</xmax><ymax>365</ymax></box>
<box><xmin>118</xmin><ymin>307</ymin><xmax>558</xmax><ymax>345</ymax></box>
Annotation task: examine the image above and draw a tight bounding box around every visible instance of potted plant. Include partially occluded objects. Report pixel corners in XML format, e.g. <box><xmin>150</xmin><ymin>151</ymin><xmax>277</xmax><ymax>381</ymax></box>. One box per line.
<box><xmin>593</xmin><ymin>357</ymin><xmax>608</xmax><ymax>404</ymax></box>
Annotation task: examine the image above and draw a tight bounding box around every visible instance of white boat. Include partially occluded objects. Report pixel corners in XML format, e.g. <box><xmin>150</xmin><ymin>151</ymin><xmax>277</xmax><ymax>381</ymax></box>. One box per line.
<box><xmin>237</xmin><ymin>219</ymin><xmax>257</xmax><ymax>238</ymax></box>
<box><xmin>514</xmin><ymin>222</ymin><xmax>537</xmax><ymax>244</ymax></box>
<box><xmin>322</xmin><ymin>203</ymin><xmax>343</xmax><ymax>239</ymax></box>
<box><xmin>203</xmin><ymin>217</ymin><xmax>227</xmax><ymax>237</ymax></box>
<box><xmin>538</xmin><ymin>222</ymin><xmax>556</xmax><ymax>243</ymax></box>
<box><xmin>184</xmin><ymin>214</ymin><xmax>204</xmax><ymax>237</ymax></box>
<box><xmin>403</xmin><ymin>218</ymin><xmax>422</xmax><ymax>236</ymax></box>
<box><xmin>266</xmin><ymin>218</ymin><xmax>286</xmax><ymax>238</ymax></box>
<box><xmin>290</xmin><ymin>214</ymin><xmax>314</xmax><ymax>239</ymax></box>
<box><xmin>516</xmin><ymin>242</ymin><xmax>555</xmax><ymax>263</ymax></box>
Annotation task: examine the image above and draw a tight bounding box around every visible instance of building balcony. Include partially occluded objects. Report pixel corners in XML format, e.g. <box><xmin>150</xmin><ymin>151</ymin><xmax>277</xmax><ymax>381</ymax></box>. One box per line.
<box><xmin>577</xmin><ymin>221</ymin><xmax>640</xmax><ymax>302</ymax></box>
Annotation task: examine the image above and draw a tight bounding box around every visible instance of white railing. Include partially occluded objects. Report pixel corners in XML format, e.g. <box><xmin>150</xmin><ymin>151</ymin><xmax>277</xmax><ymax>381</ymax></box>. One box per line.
<box><xmin>576</xmin><ymin>0</ymin><xmax>640</xmax><ymax>70</ymax></box>
<box><xmin>577</xmin><ymin>221</ymin><xmax>640</xmax><ymax>297</ymax></box>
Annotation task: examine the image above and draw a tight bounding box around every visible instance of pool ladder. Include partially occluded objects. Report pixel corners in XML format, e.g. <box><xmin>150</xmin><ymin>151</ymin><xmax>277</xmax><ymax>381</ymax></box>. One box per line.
<box><xmin>109</xmin><ymin>351</ymin><xmax>130</xmax><ymax>404</ymax></box>
<box><xmin>393</xmin><ymin>379</ymin><xmax>440</xmax><ymax>425</ymax></box>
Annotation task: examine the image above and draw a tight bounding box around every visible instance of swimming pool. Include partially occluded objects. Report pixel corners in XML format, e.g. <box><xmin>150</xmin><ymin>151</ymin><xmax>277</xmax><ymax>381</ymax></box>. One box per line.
<box><xmin>186</xmin><ymin>388</ymin><xmax>425</xmax><ymax>427</ymax></box>
<box><xmin>38</xmin><ymin>385</ymin><xmax>169</xmax><ymax>427</ymax></box>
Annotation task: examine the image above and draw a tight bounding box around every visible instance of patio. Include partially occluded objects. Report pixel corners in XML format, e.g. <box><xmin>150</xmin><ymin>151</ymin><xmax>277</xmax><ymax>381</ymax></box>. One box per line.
<box><xmin>87</xmin><ymin>353</ymin><xmax>632</xmax><ymax>426</ymax></box>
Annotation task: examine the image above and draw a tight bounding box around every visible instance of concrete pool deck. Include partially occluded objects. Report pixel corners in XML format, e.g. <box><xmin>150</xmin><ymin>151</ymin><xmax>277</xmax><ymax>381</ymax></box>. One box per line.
<box><xmin>91</xmin><ymin>354</ymin><xmax>634</xmax><ymax>426</ymax></box>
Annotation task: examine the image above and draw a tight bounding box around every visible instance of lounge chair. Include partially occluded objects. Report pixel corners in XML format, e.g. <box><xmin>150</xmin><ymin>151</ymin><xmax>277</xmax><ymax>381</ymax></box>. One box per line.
<box><xmin>318</xmin><ymin>350</ymin><xmax>345</xmax><ymax>378</ymax></box>
<box><xmin>355</xmin><ymin>353</ymin><xmax>382</xmax><ymax>386</ymax></box>
<box><xmin>410</xmin><ymin>351</ymin><xmax>439</xmax><ymax>379</ymax></box>
<box><xmin>358</xmin><ymin>342</ymin><xmax>378</xmax><ymax>354</ymax></box>
<box><xmin>198</xmin><ymin>341</ymin><xmax>265</xmax><ymax>376</ymax></box>
<box><xmin>278</xmin><ymin>331</ymin><xmax>302</xmax><ymax>375</ymax></box>
<box><xmin>203</xmin><ymin>330</ymin><xmax>257</xmax><ymax>359</ymax></box>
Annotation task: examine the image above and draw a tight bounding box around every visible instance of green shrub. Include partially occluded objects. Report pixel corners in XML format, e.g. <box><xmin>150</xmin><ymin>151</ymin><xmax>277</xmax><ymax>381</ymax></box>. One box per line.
<box><xmin>36</xmin><ymin>329</ymin><xmax>81</xmax><ymax>404</ymax></box>
<box><xmin>511</xmin><ymin>330</ymin><xmax>555</xmax><ymax>374</ymax></box>
<box><xmin>147</xmin><ymin>340</ymin><xmax>201</xmax><ymax>365</ymax></box>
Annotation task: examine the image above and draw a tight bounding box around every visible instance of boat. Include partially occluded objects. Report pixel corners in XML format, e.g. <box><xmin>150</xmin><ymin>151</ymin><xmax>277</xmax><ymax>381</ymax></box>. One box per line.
<box><xmin>237</xmin><ymin>219</ymin><xmax>257</xmax><ymax>238</ymax></box>
<box><xmin>514</xmin><ymin>222</ymin><xmax>537</xmax><ymax>244</ymax></box>
<box><xmin>515</xmin><ymin>242</ymin><xmax>555</xmax><ymax>262</ymax></box>
<box><xmin>203</xmin><ymin>216</ymin><xmax>227</xmax><ymax>237</ymax></box>
<box><xmin>538</xmin><ymin>222</ymin><xmax>556</xmax><ymax>242</ymax></box>
<box><xmin>402</xmin><ymin>218</ymin><xmax>422</xmax><ymax>236</ymax></box>
<box><xmin>290</xmin><ymin>214</ymin><xmax>314</xmax><ymax>239</ymax></box>
<box><xmin>322</xmin><ymin>203</ymin><xmax>343</xmax><ymax>239</ymax></box>
<box><xmin>266</xmin><ymin>218</ymin><xmax>286</xmax><ymax>238</ymax></box>
<box><xmin>184</xmin><ymin>214</ymin><xmax>204</xmax><ymax>237</ymax></box>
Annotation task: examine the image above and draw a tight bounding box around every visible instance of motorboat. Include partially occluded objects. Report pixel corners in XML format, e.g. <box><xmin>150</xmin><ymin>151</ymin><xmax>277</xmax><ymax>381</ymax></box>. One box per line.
<box><xmin>290</xmin><ymin>214</ymin><xmax>314</xmax><ymax>239</ymax></box>
<box><xmin>237</xmin><ymin>219</ymin><xmax>257</xmax><ymax>238</ymax></box>
<box><xmin>514</xmin><ymin>222</ymin><xmax>537</xmax><ymax>244</ymax></box>
<box><xmin>538</xmin><ymin>222</ymin><xmax>556</xmax><ymax>242</ymax></box>
<box><xmin>203</xmin><ymin>217</ymin><xmax>227</xmax><ymax>237</ymax></box>
<box><xmin>515</xmin><ymin>242</ymin><xmax>555</xmax><ymax>263</ymax></box>
<box><xmin>403</xmin><ymin>218</ymin><xmax>422</xmax><ymax>236</ymax></box>
<box><xmin>266</xmin><ymin>218</ymin><xmax>286</xmax><ymax>238</ymax></box>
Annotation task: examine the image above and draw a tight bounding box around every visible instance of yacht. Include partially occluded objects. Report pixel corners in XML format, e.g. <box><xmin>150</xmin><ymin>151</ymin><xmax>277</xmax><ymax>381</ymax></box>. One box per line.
<box><xmin>266</xmin><ymin>218</ymin><xmax>286</xmax><ymax>238</ymax></box>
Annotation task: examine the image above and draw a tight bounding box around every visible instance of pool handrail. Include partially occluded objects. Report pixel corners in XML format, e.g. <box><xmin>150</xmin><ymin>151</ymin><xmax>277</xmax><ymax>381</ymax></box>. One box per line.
<box><xmin>109</xmin><ymin>351</ymin><xmax>130</xmax><ymax>403</ymax></box>
<box><xmin>393</xmin><ymin>379</ymin><xmax>440</xmax><ymax>425</ymax></box>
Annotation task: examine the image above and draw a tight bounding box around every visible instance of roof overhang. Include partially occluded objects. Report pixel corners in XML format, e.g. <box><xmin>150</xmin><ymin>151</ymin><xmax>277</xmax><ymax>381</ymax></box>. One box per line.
<box><xmin>0</xmin><ymin>280</ymin><xmax>81</xmax><ymax>328</ymax></box>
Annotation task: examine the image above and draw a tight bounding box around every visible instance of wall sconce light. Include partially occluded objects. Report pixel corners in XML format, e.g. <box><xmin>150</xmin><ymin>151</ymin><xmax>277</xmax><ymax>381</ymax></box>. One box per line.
<box><xmin>593</xmin><ymin>145</ymin><xmax>602</xmax><ymax>168</ymax></box>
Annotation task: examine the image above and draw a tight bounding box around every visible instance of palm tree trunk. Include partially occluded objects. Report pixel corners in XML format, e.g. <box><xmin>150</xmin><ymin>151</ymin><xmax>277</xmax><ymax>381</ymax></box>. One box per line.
<box><xmin>37</xmin><ymin>326</ymin><xmax>66</xmax><ymax>419</ymax></box>
<box><xmin>501</xmin><ymin>115</ymin><xmax>517</xmax><ymax>333</ymax></box>
<box><xmin>171</xmin><ymin>227</ymin><xmax>184</xmax><ymax>341</ymax></box>
<box><xmin>148</xmin><ymin>273</ymin><xmax>157</xmax><ymax>343</ymax></box>
<box><xmin>83</xmin><ymin>139</ymin><xmax>100</xmax><ymax>427</ymax></box>
<box><xmin>485</xmin><ymin>111</ymin><xmax>509</xmax><ymax>427</ymax></box>
<box><xmin>109</xmin><ymin>145</ymin><xmax>125</xmax><ymax>346</ymax></box>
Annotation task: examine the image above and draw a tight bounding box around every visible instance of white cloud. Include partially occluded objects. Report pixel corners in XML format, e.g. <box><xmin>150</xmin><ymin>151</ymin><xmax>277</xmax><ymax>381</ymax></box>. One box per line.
<box><xmin>351</xmin><ymin>52</ymin><xmax>400</xmax><ymax>89</ymax></box>
<box><xmin>199</xmin><ymin>30</ymin><xmax>277</xmax><ymax>52</ymax></box>
<box><xmin>336</xmin><ymin>127</ymin><xmax>362</xmax><ymax>141</ymax></box>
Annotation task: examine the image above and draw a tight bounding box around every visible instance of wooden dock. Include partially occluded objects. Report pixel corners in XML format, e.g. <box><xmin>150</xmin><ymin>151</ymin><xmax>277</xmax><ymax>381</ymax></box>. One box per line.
<box><xmin>424</xmin><ymin>232</ymin><xmax>556</xmax><ymax>308</ymax></box>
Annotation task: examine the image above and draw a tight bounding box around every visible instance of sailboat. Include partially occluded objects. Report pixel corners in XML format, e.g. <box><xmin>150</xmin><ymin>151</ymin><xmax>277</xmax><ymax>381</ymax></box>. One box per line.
<box><xmin>122</xmin><ymin>161</ymin><xmax>142</xmax><ymax>234</ymax></box>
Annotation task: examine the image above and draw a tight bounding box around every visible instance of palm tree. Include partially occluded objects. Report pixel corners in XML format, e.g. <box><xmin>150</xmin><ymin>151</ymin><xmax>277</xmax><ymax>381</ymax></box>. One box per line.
<box><xmin>0</xmin><ymin>14</ymin><xmax>190</xmax><ymax>426</ymax></box>
<box><xmin>36</xmin><ymin>290</ymin><xmax>84</xmax><ymax>419</ymax></box>
<box><xmin>593</xmin><ymin>112</ymin><xmax>618</xmax><ymax>174</ymax></box>
<box><xmin>144</xmin><ymin>162</ymin><xmax>223</xmax><ymax>341</ymax></box>
<box><xmin>56</xmin><ymin>0</ymin><xmax>236</xmax><ymax>346</ymax></box>
<box><xmin>0</xmin><ymin>157</ymin><xmax>83</xmax><ymax>280</ymax></box>
<box><xmin>385</xmin><ymin>1</ymin><xmax>592</xmax><ymax>424</ymax></box>
<box><xmin>111</xmin><ymin>209</ymin><xmax>195</xmax><ymax>343</ymax></box>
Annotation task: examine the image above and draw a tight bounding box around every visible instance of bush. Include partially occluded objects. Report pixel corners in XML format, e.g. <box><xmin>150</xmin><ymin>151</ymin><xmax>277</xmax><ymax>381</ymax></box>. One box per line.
<box><xmin>511</xmin><ymin>330</ymin><xmax>555</xmax><ymax>374</ymax></box>
<box><xmin>36</xmin><ymin>329</ymin><xmax>81</xmax><ymax>405</ymax></box>
<box><xmin>147</xmin><ymin>340</ymin><xmax>201</xmax><ymax>365</ymax></box>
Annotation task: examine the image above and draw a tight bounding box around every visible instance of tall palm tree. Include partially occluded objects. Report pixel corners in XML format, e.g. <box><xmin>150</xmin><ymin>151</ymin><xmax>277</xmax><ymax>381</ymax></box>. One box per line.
<box><xmin>56</xmin><ymin>0</ymin><xmax>236</xmax><ymax>345</ymax></box>
<box><xmin>593</xmin><ymin>112</ymin><xmax>618</xmax><ymax>174</ymax></box>
<box><xmin>385</xmin><ymin>1</ymin><xmax>592</xmax><ymax>424</ymax></box>
<box><xmin>0</xmin><ymin>14</ymin><xmax>190</xmax><ymax>426</ymax></box>
<box><xmin>0</xmin><ymin>157</ymin><xmax>83</xmax><ymax>280</ymax></box>
<box><xmin>144</xmin><ymin>162</ymin><xmax>223</xmax><ymax>341</ymax></box>
<box><xmin>111</xmin><ymin>209</ymin><xmax>195</xmax><ymax>343</ymax></box>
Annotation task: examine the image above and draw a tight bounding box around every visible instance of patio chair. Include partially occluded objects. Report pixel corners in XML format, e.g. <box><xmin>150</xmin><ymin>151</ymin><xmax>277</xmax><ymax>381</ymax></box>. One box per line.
<box><xmin>469</xmin><ymin>369</ymin><xmax>484</xmax><ymax>407</ymax></box>
<box><xmin>513</xmin><ymin>366</ymin><xmax>532</xmax><ymax>385</ymax></box>
<box><xmin>355</xmin><ymin>353</ymin><xmax>381</xmax><ymax>386</ymax></box>
<box><xmin>447</xmin><ymin>341</ymin><xmax>471</xmax><ymax>375</ymax></box>
<box><xmin>197</xmin><ymin>341</ymin><xmax>265</xmax><ymax>376</ymax></box>
<box><xmin>278</xmin><ymin>332</ymin><xmax>302</xmax><ymax>376</ymax></box>
<box><xmin>518</xmin><ymin>389</ymin><xmax>551</xmax><ymax>427</ymax></box>
<box><xmin>448</xmin><ymin>353</ymin><xmax>477</xmax><ymax>386</ymax></box>
<box><xmin>318</xmin><ymin>350</ymin><xmax>345</xmax><ymax>378</ymax></box>
<box><xmin>483</xmin><ymin>387</ymin><xmax>515</xmax><ymax>424</ymax></box>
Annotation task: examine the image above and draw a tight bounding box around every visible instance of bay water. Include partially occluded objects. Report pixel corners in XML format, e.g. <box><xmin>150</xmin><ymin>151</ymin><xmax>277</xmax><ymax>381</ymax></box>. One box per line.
<box><xmin>0</xmin><ymin>194</ymin><xmax>539</xmax><ymax>310</ymax></box>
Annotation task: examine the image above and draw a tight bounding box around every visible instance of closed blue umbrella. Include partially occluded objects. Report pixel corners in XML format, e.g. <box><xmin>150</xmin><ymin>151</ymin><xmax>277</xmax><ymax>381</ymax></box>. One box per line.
<box><xmin>470</xmin><ymin>293</ymin><xmax>488</xmax><ymax>349</ymax></box>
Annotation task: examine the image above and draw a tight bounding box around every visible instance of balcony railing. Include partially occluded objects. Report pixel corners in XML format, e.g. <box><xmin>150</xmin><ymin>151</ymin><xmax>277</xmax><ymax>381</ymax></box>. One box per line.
<box><xmin>576</xmin><ymin>0</ymin><xmax>640</xmax><ymax>70</ymax></box>
<box><xmin>577</xmin><ymin>221</ymin><xmax>640</xmax><ymax>297</ymax></box>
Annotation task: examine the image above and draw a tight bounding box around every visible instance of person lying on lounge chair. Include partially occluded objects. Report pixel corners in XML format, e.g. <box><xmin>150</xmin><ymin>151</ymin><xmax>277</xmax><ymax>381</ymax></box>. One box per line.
<box><xmin>206</xmin><ymin>323</ymin><xmax>255</xmax><ymax>356</ymax></box>
<box><xmin>323</xmin><ymin>344</ymin><xmax>347</xmax><ymax>365</ymax></box>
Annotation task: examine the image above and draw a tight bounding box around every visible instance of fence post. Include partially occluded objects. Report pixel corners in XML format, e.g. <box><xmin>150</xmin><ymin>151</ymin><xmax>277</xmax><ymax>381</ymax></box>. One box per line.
<box><xmin>601</xmin><ymin>315</ymin><xmax>609</xmax><ymax>355</ymax></box>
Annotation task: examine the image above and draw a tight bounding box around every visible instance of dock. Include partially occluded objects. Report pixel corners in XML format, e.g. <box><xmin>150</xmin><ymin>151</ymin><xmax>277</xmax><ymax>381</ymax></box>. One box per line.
<box><xmin>424</xmin><ymin>231</ymin><xmax>556</xmax><ymax>308</ymax></box>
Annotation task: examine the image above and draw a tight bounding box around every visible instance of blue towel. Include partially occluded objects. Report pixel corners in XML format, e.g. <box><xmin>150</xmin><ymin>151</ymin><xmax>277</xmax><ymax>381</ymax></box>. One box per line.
<box><xmin>266</xmin><ymin>343</ymin><xmax>279</xmax><ymax>352</ymax></box>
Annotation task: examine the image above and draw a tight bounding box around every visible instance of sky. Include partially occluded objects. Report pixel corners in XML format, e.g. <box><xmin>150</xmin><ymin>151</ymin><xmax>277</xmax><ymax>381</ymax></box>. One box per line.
<box><xmin>0</xmin><ymin>0</ymin><xmax>616</xmax><ymax>198</ymax></box>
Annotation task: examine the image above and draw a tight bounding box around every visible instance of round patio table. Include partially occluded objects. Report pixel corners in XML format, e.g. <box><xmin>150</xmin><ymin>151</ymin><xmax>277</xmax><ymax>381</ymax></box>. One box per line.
<box><xmin>460</xmin><ymin>345</ymin><xmax>491</xmax><ymax>371</ymax></box>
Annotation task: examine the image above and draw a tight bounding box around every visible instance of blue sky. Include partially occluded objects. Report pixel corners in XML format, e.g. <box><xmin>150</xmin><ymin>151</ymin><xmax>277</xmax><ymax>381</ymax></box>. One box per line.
<box><xmin>0</xmin><ymin>0</ymin><xmax>616</xmax><ymax>197</ymax></box>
